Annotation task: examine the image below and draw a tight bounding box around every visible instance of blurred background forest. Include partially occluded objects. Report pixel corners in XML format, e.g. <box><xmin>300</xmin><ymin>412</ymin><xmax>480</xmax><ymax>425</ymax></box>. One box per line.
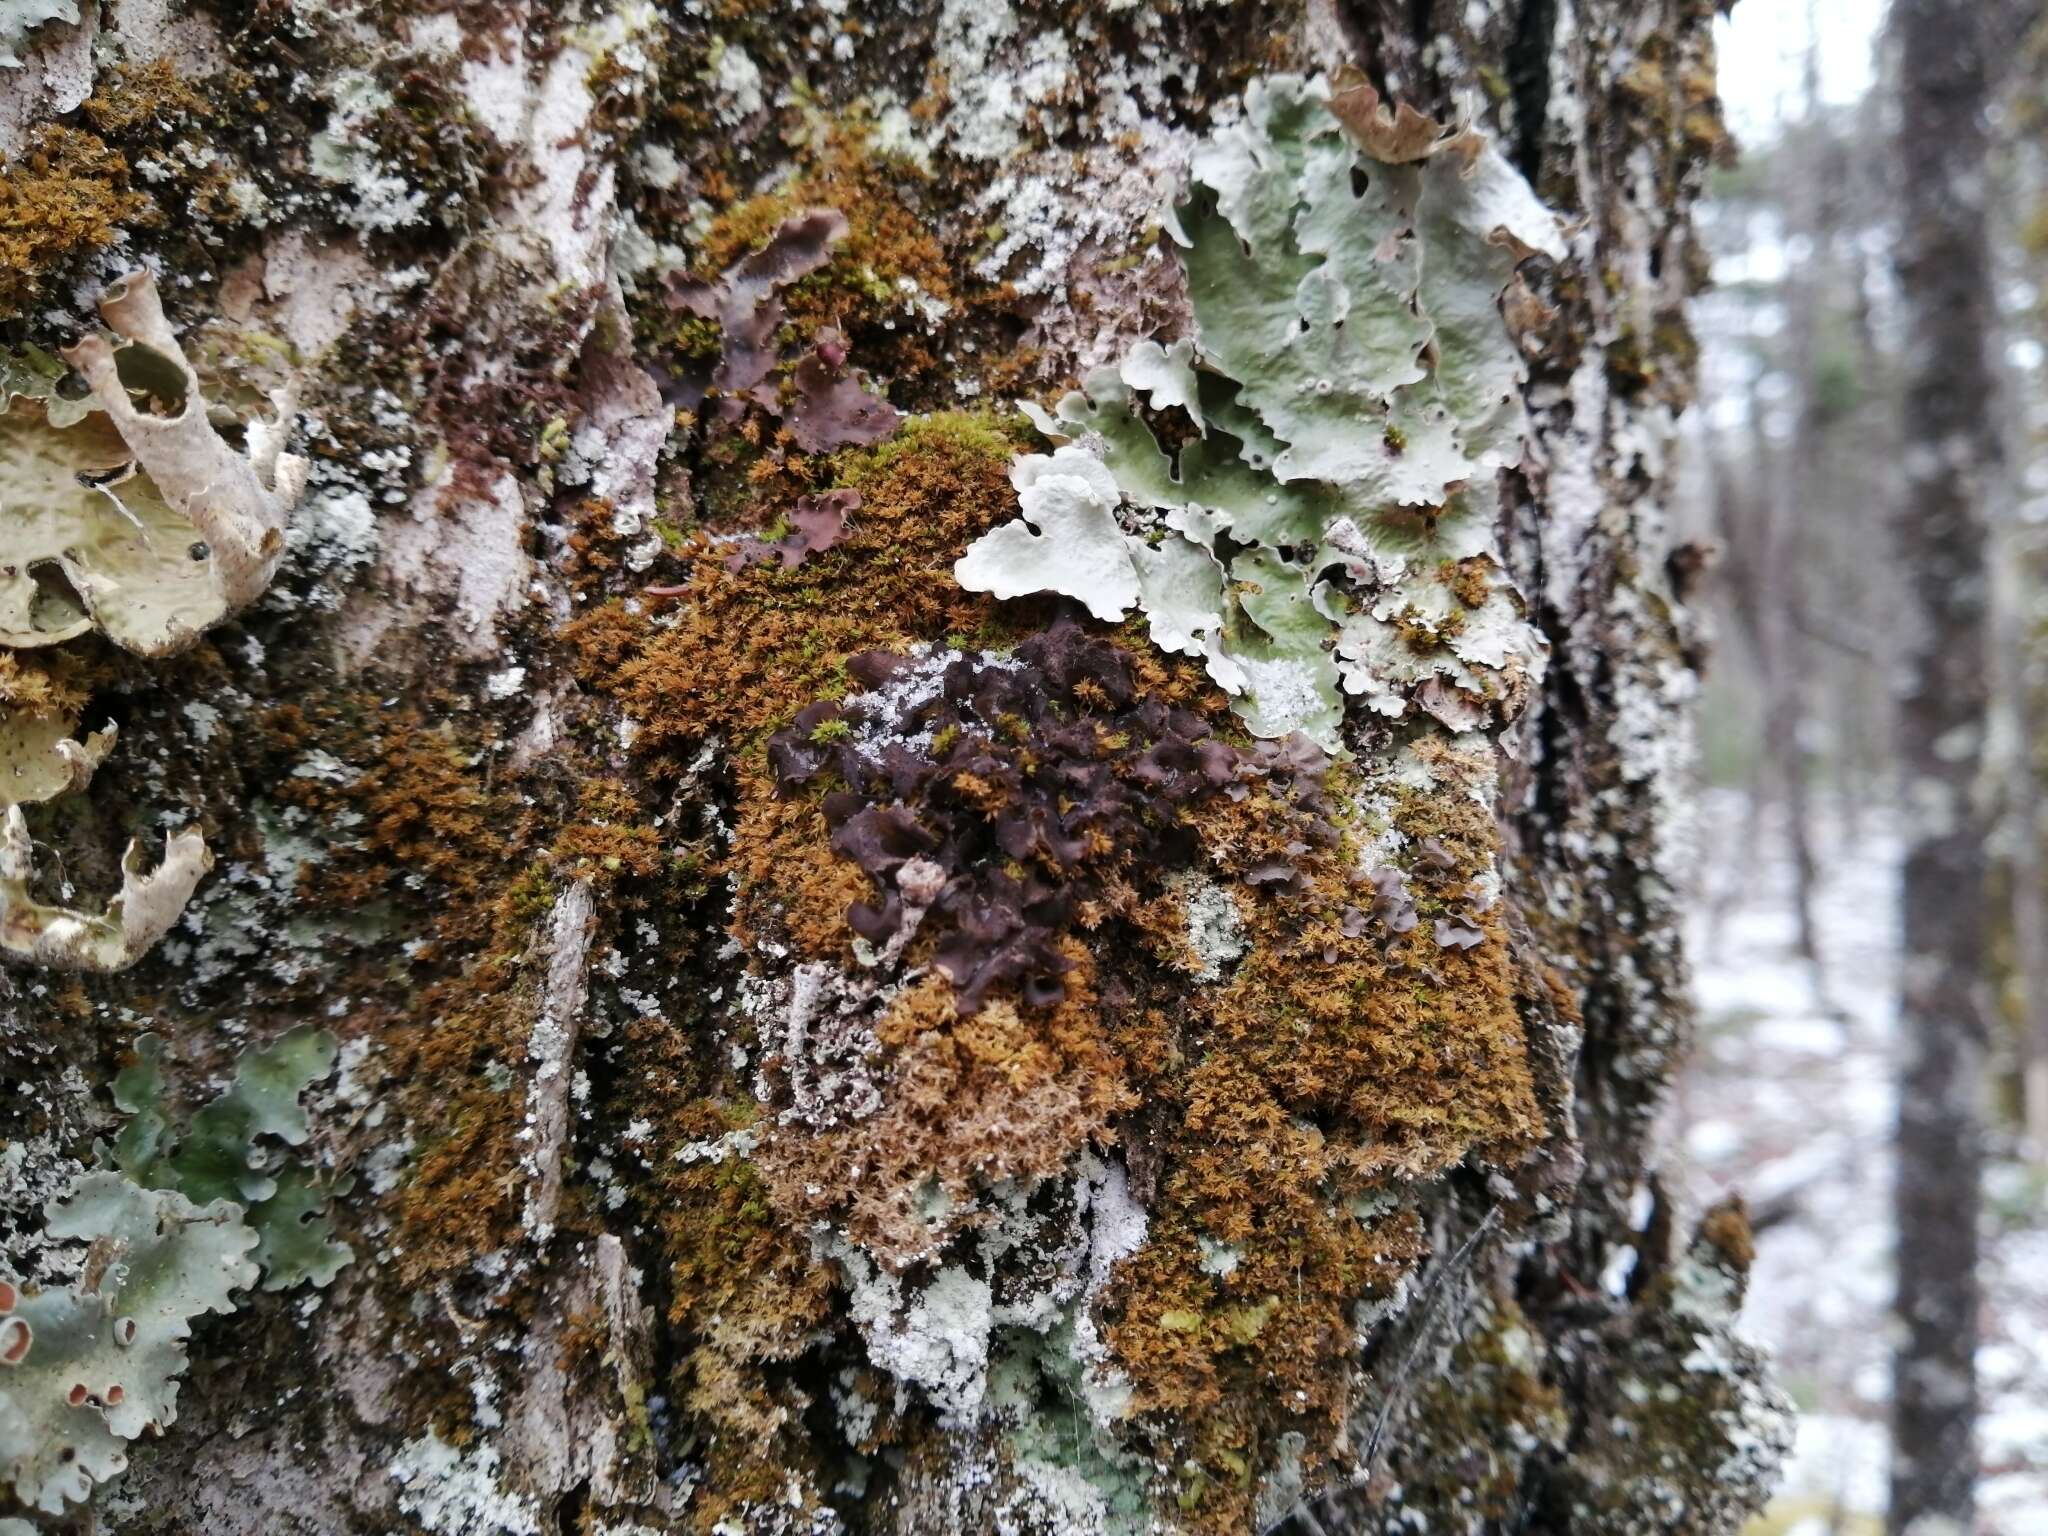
<box><xmin>1670</xmin><ymin>3</ymin><xmax>2048</xmax><ymax>1532</ymax></box>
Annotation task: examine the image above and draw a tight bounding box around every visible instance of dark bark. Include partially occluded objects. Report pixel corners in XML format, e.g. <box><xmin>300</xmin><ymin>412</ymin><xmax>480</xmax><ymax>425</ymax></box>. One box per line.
<box><xmin>1888</xmin><ymin>0</ymin><xmax>1999</xmax><ymax>1530</ymax></box>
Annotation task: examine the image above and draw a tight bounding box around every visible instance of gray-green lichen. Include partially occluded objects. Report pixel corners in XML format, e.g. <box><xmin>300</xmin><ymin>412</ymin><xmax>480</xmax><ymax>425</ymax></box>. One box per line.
<box><xmin>0</xmin><ymin>1174</ymin><xmax>257</xmax><ymax>1515</ymax></box>
<box><xmin>957</xmin><ymin>74</ymin><xmax>1557</xmax><ymax>753</ymax></box>
<box><xmin>108</xmin><ymin>1028</ymin><xmax>354</xmax><ymax>1291</ymax></box>
<box><xmin>0</xmin><ymin>1027</ymin><xmax>351</xmax><ymax>1520</ymax></box>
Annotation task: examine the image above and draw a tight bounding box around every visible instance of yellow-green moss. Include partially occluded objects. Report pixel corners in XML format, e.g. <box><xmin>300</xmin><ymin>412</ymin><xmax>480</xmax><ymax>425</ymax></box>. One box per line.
<box><xmin>0</xmin><ymin>126</ymin><xmax>147</xmax><ymax>311</ymax></box>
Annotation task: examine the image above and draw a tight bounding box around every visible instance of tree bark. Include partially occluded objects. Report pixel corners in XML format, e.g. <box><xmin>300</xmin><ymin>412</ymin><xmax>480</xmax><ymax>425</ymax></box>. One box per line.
<box><xmin>0</xmin><ymin>2</ymin><xmax>1788</xmax><ymax>1534</ymax></box>
<box><xmin>1888</xmin><ymin>0</ymin><xmax>1998</xmax><ymax>1531</ymax></box>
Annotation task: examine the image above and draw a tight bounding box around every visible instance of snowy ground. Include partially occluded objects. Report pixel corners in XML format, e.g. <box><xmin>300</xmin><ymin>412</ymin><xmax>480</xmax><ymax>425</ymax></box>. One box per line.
<box><xmin>1667</xmin><ymin>791</ymin><xmax>2048</xmax><ymax>1534</ymax></box>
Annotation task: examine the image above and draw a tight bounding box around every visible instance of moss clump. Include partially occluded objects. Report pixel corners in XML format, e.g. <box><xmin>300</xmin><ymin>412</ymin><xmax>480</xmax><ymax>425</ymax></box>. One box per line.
<box><xmin>267</xmin><ymin>702</ymin><xmax>519</xmax><ymax>953</ymax></box>
<box><xmin>249</xmin><ymin>696</ymin><xmax>545</xmax><ymax>1293</ymax></box>
<box><xmin>601</xmin><ymin>1016</ymin><xmax>842</xmax><ymax>1533</ymax></box>
<box><xmin>1098</xmin><ymin>746</ymin><xmax>1543</xmax><ymax>1529</ymax></box>
<box><xmin>670</xmin><ymin>124</ymin><xmax>966</xmax><ymax>392</ymax></box>
<box><xmin>79</xmin><ymin>58</ymin><xmax>215</xmax><ymax>138</ymax></box>
<box><xmin>0</xmin><ymin>127</ymin><xmax>147</xmax><ymax>311</ymax></box>
<box><xmin>599</xmin><ymin>408</ymin><xmax>1030</xmax><ymax>760</ymax></box>
<box><xmin>755</xmin><ymin>955</ymin><xmax>1137</xmax><ymax>1266</ymax></box>
<box><xmin>0</xmin><ymin>648</ymin><xmax>100</xmax><ymax>722</ymax></box>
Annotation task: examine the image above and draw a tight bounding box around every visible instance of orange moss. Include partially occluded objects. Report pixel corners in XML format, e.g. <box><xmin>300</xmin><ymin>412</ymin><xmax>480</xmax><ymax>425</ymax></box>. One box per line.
<box><xmin>1098</xmin><ymin>746</ymin><xmax>1542</xmax><ymax>1529</ymax></box>
<box><xmin>0</xmin><ymin>126</ymin><xmax>148</xmax><ymax>310</ymax></box>
<box><xmin>600</xmin><ymin>410</ymin><xmax>1028</xmax><ymax>760</ymax></box>
<box><xmin>753</xmin><ymin>950</ymin><xmax>1137</xmax><ymax>1267</ymax></box>
<box><xmin>0</xmin><ymin>649</ymin><xmax>99</xmax><ymax>721</ymax></box>
<box><xmin>583</xmin><ymin>410</ymin><xmax>1040</xmax><ymax>962</ymax></box>
<box><xmin>685</xmin><ymin>123</ymin><xmax>965</xmax><ymax>385</ymax></box>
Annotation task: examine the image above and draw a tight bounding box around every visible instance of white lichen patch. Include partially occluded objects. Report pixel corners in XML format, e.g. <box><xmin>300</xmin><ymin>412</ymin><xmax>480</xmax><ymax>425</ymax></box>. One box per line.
<box><xmin>388</xmin><ymin>1431</ymin><xmax>541</xmax><ymax>1536</ymax></box>
<box><xmin>706</xmin><ymin>39</ymin><xmax>765</xmax><ymax>126</ymax></box>
<box><xmin>1175</xmin><ymin>873</ymin><xmax>1246</xmax><ymax>982</ymax></box>
<box><xmin>829</xmin><ymin>1238</ymin><xmax>995</xmax><ymax>1422</ymax></box>
<box><xmin>0</xmin><ymin>0</ymin><xmax>75</xmax><ymax>69</ymax></box>
<box><xmin>307</xmin><ymin>71</ymin><xmax>430</xmax><ymax>234</ymax></box>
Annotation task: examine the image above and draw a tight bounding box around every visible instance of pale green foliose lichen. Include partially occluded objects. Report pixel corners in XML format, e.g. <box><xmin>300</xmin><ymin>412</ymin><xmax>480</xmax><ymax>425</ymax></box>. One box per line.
<box><xmin>108</xmin><ymin>1028</ymin><xmax>355</xmax><ymax>1291</ymax></box>
<box><xmin>0</xmin><ymin>803</ymin><xmax>211</xmax><ymax>971</ymax></box>
<box><xmin>0</xmin><ymin>1174</ymin><xmax>257</xmax><ymax>1515</ymax></box>
<box><xmin>957</xmin><ymin>75</ymin><xmax>1558</xmax><ymax>751</ymax></box>
<box><xmin>0</xmin><ymin>269</ymin><xmax>308</xmax><ymax>970</ymax></box>
<box><xmin>0</xmin><ymin>712</ymin><xmax>113</xmax><ymax>808</ymax></box>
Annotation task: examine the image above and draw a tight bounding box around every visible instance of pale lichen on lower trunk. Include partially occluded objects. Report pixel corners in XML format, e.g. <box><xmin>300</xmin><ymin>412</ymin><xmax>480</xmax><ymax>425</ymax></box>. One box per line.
<box><xmin>0</xmin><ymin>2</ymin><xmax>1787</xmax><ymax>1533</ymax></box>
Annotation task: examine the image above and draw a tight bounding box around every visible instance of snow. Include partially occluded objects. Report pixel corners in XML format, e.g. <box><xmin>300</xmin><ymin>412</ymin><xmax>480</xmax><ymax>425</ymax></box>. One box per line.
<box><xmin>1671</xmin><ymin>791</ymin><xmax>2048</xmax><ymax>1533</ymax></box>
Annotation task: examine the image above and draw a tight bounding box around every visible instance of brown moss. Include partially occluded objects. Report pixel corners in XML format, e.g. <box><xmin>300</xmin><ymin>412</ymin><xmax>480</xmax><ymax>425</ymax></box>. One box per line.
<box><xmin>601</xmin><ymin>1015</ymin><xmax>842</xmax><ymax>1532</ymax></box>
<box><xmin>0</xmin><ymin>127</ymin><xmax>148</xmax><ymax>311</ymax></box>
<box><xmin>1097</xmin><ymin>745</ymin><xmax>1542</xmax><ymax>1529</ymax></box>
<box><xmin>599</xmin><ymin>408</ymin><xmax>1030</xmax><ymax>760</ymax></box>
<box><xmin>753</xmin><ymin>950</ymin><xmax>1137</xmax><ymax>1266</ymax></box>
<box><xmin>247</xmin><ymin>693</ymin><xmax>549</xmax><ymax>1290</ymax></box>
<box><xmin>685</xmin><ymin>123</ymin><xmax>961</xmax><ymax>385</ymax></box>
<box><xmin>1696</xmin><ymin>1196</ymin><xmax>1757</xmax><ymax>1271</ymax></box>
<box><xmin>727</xmin><ymin>787</ymin><xmax>877</xmax><ymax>960</ymax></box>
<box><xmin>0</xmin><ymin>649</ymin><xmax>100</xmax><ymax>722</ymax></box>
<box><xmin>1442</xmin><ymin>557</ymin><xmax>1494</xmax><ymax>610</ymax></box>
<box><xmin>80</xmin><ymin>58</ymin><xmax>213</xmax><ymax>137</ymax></box>
<box><xmin>384</xmin><ymin>934</ymin><xmax>533</xmax><ymax>1285</ymax></box>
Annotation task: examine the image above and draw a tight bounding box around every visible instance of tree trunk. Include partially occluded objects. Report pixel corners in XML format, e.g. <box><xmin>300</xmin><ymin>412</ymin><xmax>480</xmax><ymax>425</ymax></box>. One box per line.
<box><xmin>0</xmin><ymin>3</ymin><xmax>1789</xmax><ymax>1534</ymax></box>
<box><xmin>1888</xmin><ymin>0</ymin><xmax>1998</xmax><ymax>1531</ymax></box>
<box><xmin>1991</xmin><ymin>11</ymin><xmax>2048</xmax><ymax>1166</ymax></box>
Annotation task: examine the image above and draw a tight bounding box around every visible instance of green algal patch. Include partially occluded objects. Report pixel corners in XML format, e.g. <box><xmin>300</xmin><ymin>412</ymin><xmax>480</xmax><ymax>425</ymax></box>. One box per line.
<box><xmin>956</xmin><ymin>74</ymin><xmax>1560</xmax><ymax>752</ymax></box>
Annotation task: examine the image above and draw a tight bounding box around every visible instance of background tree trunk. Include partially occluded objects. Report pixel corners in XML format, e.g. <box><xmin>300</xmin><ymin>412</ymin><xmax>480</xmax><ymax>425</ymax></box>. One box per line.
<box><xmin>0</xmin><ymin>2</ymin><xmax>1790</xmax><ymax>1533</ymax></box>
<box><xmin>1887</xmin><ymin>1</ymin><xmax>1997</xmax><ymax>1531</ymax></box>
